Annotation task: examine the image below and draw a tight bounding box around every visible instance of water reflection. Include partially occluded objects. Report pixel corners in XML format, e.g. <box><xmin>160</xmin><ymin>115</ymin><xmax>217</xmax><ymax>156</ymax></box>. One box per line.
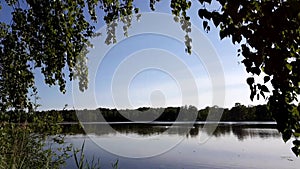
<box><xmin>64</xmin><ymin>123</ymin><xmax>300</xmax><ymax>169</ymax></box>
<box><xmin>73</xmin><ymin>123</ymin><xmax>280</xmax><ymax>140</ymax></box>
<box><xmin>0</xmin><ymin>122</ymin><xmax>288</xmax><ymax>169</ymax></box>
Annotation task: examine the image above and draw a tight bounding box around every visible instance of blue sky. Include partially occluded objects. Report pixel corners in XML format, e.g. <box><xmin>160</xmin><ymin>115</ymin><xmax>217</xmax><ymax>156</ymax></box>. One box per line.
<box><xmin>1</xmin><ymin>1</ymin><xmax>268</xmax><ymax>110</ymax></box>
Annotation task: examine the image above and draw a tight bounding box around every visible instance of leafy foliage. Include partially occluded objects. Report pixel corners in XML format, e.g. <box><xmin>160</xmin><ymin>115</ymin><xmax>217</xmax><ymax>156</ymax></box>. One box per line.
<box><xmin>0</xmin><ymin>0</ymin><xmax>192</xmax><ymax>111</ymax></box>
<box><xmin>0</xmin><ymin>0</ymin><xmax>96</xmax><ymax>111</ymax></box>
<box><xmin>1</xmin><ymin>0</ymin><xmax>300</xmax><ymax>156</ymax></box>
<box><xmin>198</xmin><ymin>0</ymin><xmax>300</xmax><ymax>155</ymax></box>
<box><xmin>0</xmin><ymin>114</ymin><xmax>72</xmax><ymax>169</ymax></box>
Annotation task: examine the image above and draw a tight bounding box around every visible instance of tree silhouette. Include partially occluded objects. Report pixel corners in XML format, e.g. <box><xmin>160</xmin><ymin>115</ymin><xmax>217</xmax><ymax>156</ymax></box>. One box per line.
<box><xmin>198</xmin><ymin>0</ymin><xmax>300</xmax><ymax>155</ymax></box>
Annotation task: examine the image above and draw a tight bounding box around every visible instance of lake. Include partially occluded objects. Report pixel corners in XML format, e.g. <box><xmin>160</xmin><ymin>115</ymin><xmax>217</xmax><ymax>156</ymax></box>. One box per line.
<box><xmin>63</xmin><ymin>122</ymin><xmax>300</xmax><ymax>169</ymax></box>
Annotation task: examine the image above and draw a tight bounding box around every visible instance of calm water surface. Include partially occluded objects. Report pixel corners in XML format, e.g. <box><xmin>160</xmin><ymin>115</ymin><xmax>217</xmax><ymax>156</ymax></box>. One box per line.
<box><xmin>63</xmin><ymin>122</ymin><xmax>300</xmax><ymax>169</ymax></box>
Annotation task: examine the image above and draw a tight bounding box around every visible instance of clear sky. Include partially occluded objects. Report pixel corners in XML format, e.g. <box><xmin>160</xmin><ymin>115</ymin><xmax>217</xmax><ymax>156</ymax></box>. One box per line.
<box><xmin>1</xmin><ymin>0</ymin><xmax>268</xmax><ymax>110</ymax></box>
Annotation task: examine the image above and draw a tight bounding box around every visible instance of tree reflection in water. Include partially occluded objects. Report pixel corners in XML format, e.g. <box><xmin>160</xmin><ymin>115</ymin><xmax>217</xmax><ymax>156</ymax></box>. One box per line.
<box><xmin>0</xmin><ymin>121</ymin><xmax>281</xmax><ymax>168</ymax></box>
<box><xmin>78</xmin><ymin>123</ymin><xmax>280</xmax><ymax>140</ymax></box>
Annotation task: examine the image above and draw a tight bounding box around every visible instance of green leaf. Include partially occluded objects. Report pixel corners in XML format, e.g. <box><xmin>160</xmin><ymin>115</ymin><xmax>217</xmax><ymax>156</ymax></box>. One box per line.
<box><xmin>293</xmin><ymin>139</ymin><xmax>300</xmax><ymax>146</ymax></box>
<box><xmin>292</xmin><ymin>146</ymin><xmax>299</xmax><ymax>157</ymax></box>
<box><xmin>219</xmin><ymin>29</ymin><xmax>226</xmax><ymax>39</ymax></box>
<box><xmin>294</xmin><ymin>132</ymin><xmax>300</xmax><ymax>137</ymax></box>
<box><xmin>282</xmin><ymin>130</ymin><xmax>292</xmax><ymax>142</ymax></box>
<box><xmin>212</xmin><ymin>15</ymin><xmax>221</xmax><ymax>27</ymax></box>
<box><xmin>134</xmin><ymin>8</ymin><xmax>139</xmax><ymax>13</ymax></box>
<box><xmin>206</xmin><ymin>25</ymin><xmax>210</xmax><ymax>32</ymax></box>
<box><xmin>198</xmin><ymin>9</ymin><xmax>205</xmax><ymax>19</ymax></box>
<box><xmin>260</xmin><ymin>91</ymin><xmax>265</xmax><ymax>99</ymax></box>
<box><xmin>246</xmin><ymin>77</ymin><xmax>254</xmax><ymax>86</ymax></box>
<box><xmin>250</xmin><ymin>91</ymin><xmax>255</xmax><ymax>101</ymax></box>
<box><xmin>261</xmin><ymin>85</ymin><xmax>269</xmax><ymax>93</ymax></box>
<box><xmin>286</xmin><ymin>64</ymin><xmax>292</xmax><ymax>71</ymax></box>
<box><xmin>203</xmin><ymin>21</ymin><xmax>208</xmax><ymax>30</ymax></box>
<box><xmin>264</xmin><ymin>76</ymin><xmax>270</xmax><ymax>83</ymax></box>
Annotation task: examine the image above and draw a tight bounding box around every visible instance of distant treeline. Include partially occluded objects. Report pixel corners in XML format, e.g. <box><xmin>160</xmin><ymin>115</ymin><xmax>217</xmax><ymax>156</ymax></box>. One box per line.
<box><xmin>1</xmin><ymin>103</ymin><xmax>274</xmax><ymax>123</ymax></box>
<box><xmin>75</xmin><ymin>103</ymin><xmax>273</xmax><ymax>122</ymax></box>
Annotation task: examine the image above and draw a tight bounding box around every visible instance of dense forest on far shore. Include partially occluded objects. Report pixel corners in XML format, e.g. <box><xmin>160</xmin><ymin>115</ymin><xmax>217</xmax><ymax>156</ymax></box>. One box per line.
<box><xmin>1</xmin><ymin>103</ymin><xmax>280</xmax><ymax>123</ymax></box>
